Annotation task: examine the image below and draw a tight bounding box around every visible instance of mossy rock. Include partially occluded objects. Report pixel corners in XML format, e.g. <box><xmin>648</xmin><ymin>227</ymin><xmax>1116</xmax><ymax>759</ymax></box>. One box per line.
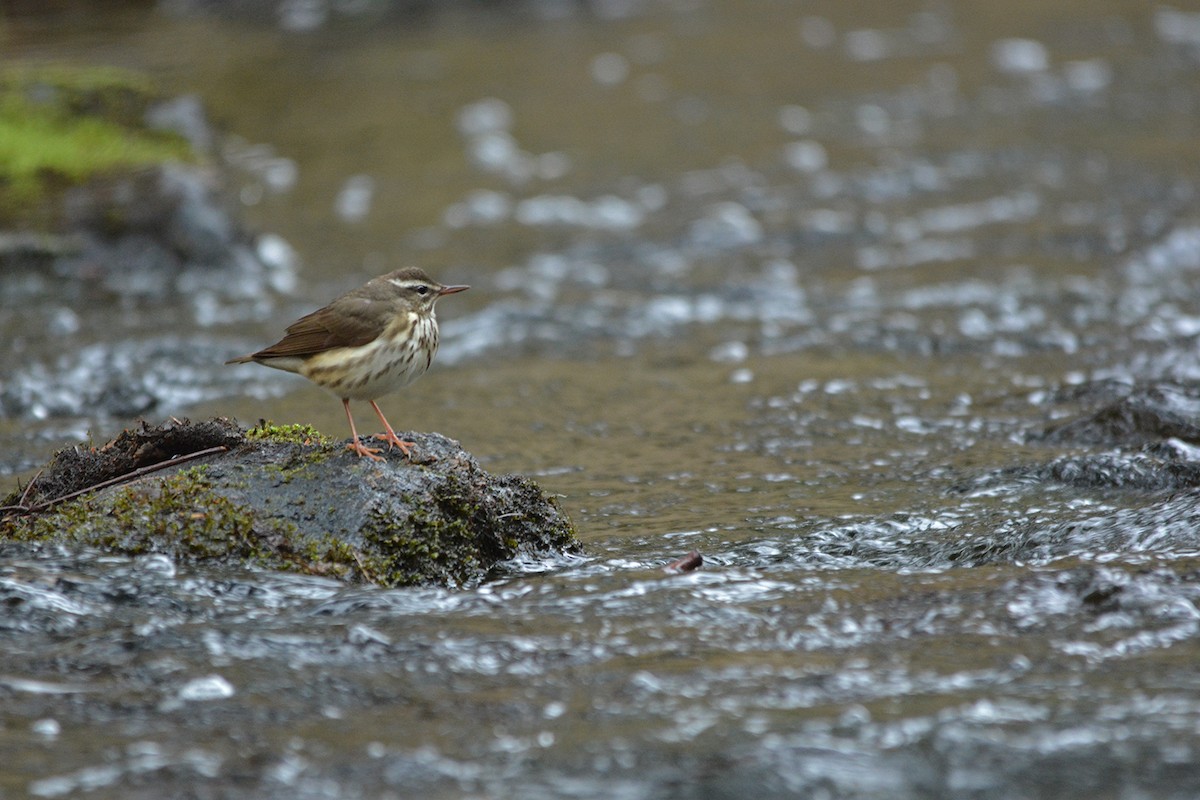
<box><xmin>0</xmin><ymin>64</ymin><xmax>194</xmax><ymax>228</ymax></box>
<box><xmin>0</xmin><ymin>418</ymin><xmax>581</xmax><ymax>588</ymax></box>
<box><xmin>0</xmin><ymin>62</ymin><xmax>257</xmax><ymax>281</ymax></box>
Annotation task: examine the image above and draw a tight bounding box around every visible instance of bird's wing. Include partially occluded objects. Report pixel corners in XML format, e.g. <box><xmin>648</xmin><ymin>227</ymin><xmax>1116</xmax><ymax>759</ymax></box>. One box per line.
<box><xmin>248</xmin><ymin>295</ymin><xmax>390</xmax><ymax>359</ymax></box>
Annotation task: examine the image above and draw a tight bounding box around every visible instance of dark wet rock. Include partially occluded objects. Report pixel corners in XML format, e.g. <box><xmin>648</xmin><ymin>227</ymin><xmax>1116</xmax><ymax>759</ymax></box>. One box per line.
<box><xmin>53</xmin><ymin>162</ymin><xmax>258</xmax><ymax>292</ymax></box>
<box><xmin>0</xmin><ymin>66</ymin><xmax>297</xmax><ymax>422</ymax></box>
<box><xmin>1</xmin><ymin>418</ymin><xmax>580</xmax><ymax>588</ymax></box>
<box><xmin>0</xmin><ymin>66</ymin><xmax>258</xmax><ymax>280</ymax></box>
<box><xmin>959</xmin><ymin>450</ymin><xmax>1200</xmax><ymax>495</ymax></box>
<box><xmin>0</xmin><ymin>64</ymin><xmax>293</xmax><ymax>299</ymax></box>
<box><xmin>942</xmin><ymin>495</ymin><xmax>1200</xmax><ymax>567</ymax></box>
<box><xmin>1037</xmin><ymin>451</ymin><xmax>1200</xmax><ymax>491</ymax></box>
<box><xmin>1038</xmin><ymin>382</ymin><xmax>1200</xmax><ymax>446</ymax></box>
<box><xmin>145</xmin><ymin>93</ymin><xmax>215</xmax><ymax>154</ymax></box>
<box><xmin>955</xmin><ymin>381</ymin><xmax>1200</xmax><ymax>497</ymax></box>
<box><xmin>960</xmin><ymin>448</ymin><xmax>1200</xmax><ymax>496</ymax></box>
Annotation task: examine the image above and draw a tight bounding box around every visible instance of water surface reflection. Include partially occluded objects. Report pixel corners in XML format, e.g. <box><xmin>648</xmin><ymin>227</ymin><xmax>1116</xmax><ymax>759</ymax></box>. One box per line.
<box><xmin>5</xmin><ymin>1</ymin><xmax>1200</xmax><ymax>797</ymax></box>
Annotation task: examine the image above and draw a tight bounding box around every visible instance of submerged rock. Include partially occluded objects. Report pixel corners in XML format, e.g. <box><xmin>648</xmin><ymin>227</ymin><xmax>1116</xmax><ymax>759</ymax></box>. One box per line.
<box><xmin>0</xmin><ymin>418</ymin><xmax>580</xmax><ymax>588</ymax></box>
<box><xmin>1038</xmin><ymin>382</ymin><xmax>1200</xmax><ymax>446</ymax></box>
<box><xmin>969</xmin><ymin>449</ymin><xmax>1200</xmax><ymax>494</ymax></box>
<box><xmin>0</xmin><ymin>65</ymin><xmax>244</xmax><ymax>275</ymax></box>
<box><xmin>954</xmin><ymin>381</ymin><xmax>1200</xmax><ymax>497</ymax></box>
<box><xmin>0</xmin><ymin>64</ymin><xmax>297</xmax><ymax>424</ymax></box>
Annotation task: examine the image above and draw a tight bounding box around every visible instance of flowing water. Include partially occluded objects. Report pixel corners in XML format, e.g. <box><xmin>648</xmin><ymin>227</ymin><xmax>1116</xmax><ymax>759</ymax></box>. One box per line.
<box><xmin>4</xmin><ymin>2</ymin><xmax>1200</xmax><ymax>797</ymax></box>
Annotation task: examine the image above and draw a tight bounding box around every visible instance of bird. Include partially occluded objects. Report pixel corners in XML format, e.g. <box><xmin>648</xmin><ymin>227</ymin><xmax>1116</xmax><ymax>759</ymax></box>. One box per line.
<box><xmin>226</xmin><ymin>267</ymin><xmax>469</xmax><ymax>460</ymax></box>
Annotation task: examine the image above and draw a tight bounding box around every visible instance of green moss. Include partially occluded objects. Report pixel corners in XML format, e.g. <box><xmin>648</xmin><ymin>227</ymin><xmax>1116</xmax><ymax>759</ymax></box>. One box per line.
<box><xmin>2</xmin><ymin>466</ymin><xmax>334</xmax><ymax>575</ymax></box>
<box><xmin>1</xmin><ymin>420</ymin><xmax>580</xmax><ymax>589</ymax></box>
<box><xmin>358</xmin><ymin>474</ymin><xmax>500</xmax><ymax>588</ymax></box>
<box><xmin>297</xmin><ymin>536</ymin><xmax>370</xmax><ymax>582</ymax></box>
<box><xmin>2</xmin><ymin>64</ymin><xmax>157</xmax><ymax>104</ymax></box>
<box><xmin>0</xmin><ymin>63</ymin><xmax>193</xmax><ymax>222</ymax></box>
<box><xmin>246</xmin><ymin>421</ymin><xmax>331</xmax><ymax>446</ymax></box>
<box><xmin>8</xmin><ymin>467</ymin><xmax>257</xmax><ymax>559</ymax></box>
<box><xmin>248</xmin><ymin>422</ymin><xmax>336</xmax><ymax>483</ymax></box>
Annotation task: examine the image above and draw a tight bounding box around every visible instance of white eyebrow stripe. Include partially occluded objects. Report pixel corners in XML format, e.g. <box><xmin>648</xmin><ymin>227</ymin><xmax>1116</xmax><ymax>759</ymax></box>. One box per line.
<box><xmin>389</xmin><ymin>279</ymin><xmax>415</xmax><ymax>289</ymax></box>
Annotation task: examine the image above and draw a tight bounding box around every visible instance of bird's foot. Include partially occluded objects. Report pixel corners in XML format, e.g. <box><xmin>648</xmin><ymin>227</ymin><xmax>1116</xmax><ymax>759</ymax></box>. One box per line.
<box><xmin>374</xmin><ymin>431</ymin><xmax>415</xmax><ymax>458</ymax></box>
<box><xmin>346</xmin><ymin>438</ymin><xmax>385</xmax><ymax>461</ymax></box>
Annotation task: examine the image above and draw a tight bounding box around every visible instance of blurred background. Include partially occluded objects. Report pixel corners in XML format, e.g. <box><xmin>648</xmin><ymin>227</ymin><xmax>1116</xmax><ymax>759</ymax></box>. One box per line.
<box><xmin>5</xmin><ymin>2</ymin><xmax>1200</xmax><ymax>798</ymax></box>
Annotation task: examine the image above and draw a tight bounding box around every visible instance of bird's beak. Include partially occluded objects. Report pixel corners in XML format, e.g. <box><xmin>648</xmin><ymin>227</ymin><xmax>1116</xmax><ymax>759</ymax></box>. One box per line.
<box><xmin>439</xmin><ymin>284</ymin><xmax>470</xmax><ymax>296</ymax></box>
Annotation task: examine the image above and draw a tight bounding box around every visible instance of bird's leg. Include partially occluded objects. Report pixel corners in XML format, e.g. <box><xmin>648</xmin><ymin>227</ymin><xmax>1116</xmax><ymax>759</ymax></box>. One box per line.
<box><xmin>343</xmin><ymin>399</ymin><xmax>383</xmax><ymax>460</ymax></box>
<box><xmin>369</xmin><ymin>400</ymin><xmax>415</xmax><ymax>457</ymax></box>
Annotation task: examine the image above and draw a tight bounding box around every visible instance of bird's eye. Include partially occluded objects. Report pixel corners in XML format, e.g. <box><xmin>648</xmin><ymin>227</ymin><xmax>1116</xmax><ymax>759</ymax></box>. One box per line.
<box><xmin>415</xmin><ymin>285</ymin><xmax>429</xmax><ymax>295</ymax></box>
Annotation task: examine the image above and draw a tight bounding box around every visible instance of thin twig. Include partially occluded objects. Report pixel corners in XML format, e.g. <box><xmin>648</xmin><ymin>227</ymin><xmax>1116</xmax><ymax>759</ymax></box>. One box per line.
<box><xmin>18</xmin><ymin>470</ymin><xmax>43</xmax><ymax>508</ymax></box>
<box><xmin>0</xmin><ymin>470</ymin><xmax>44</xmax><ymax>516</ymax></box>
<box><xmin>0</xmin><ymin>472</ymin><xmax>44</xmax><ymax>515</ymax></box>
<box><xmin>7</xmin><ymin>446</ymin><xmax>229</xmax><ymax>517</ymax></box>
<box><xmin>351</xmin><ymin>547</ymin><xmax>376</xmax><ymax>583</ymax></box>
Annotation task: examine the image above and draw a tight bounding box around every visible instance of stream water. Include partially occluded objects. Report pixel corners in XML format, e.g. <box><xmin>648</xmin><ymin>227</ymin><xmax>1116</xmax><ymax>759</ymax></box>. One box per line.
<box><xmin>4</xmin><ymin>1</ymin><xmax>1200</xmax><ymax>797</ymax></box>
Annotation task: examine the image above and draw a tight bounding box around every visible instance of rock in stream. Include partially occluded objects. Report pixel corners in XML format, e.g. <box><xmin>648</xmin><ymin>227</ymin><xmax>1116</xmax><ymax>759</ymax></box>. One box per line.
<box><xmin>0</xmin><ymin>418</ymin><xmax>580</xmax><ymax>587</ymax></box>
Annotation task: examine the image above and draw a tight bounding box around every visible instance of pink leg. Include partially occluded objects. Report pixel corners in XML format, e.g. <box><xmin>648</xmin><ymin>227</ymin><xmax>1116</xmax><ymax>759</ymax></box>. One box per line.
<box><xmin>369</xmin><ymin>401</ymin><xmax>415</xmax><ymax>458</ymax></box>
<box><xmin>342</xmin><ymin>399</ymin><xmax>383</xmax><ymax>460</ymax></box>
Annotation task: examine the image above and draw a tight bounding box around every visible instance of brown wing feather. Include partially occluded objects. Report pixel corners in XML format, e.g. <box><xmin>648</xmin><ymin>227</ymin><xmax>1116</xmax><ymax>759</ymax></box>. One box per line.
<box><xmin>246</xmin><ymin>294</ymin><xmax>392</xmax><ymax>360</ymax></box>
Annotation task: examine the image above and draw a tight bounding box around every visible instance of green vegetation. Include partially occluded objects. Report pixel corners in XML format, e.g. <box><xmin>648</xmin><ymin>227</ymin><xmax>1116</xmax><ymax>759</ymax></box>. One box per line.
<box><xmin>248</xmin><ymin>422</ymin><xmax>337</xmax><ymax>481</ymax></box>
<box><xmin>357</xmin><ymin>472</ymin><xmax>537</xmax><ymax>588</ymax></box>
<box><xmin>0</xmin><ymin>63</ymin><xmax>193</xmax><ymax>221</ymax></box>
<box><xmin>246</xmin><ymin>421</ymin><xmax>332</xmax><ymax>446</ymax></box>
<box><xmin>1</xmin><ymin>466</ymin><xmax>349</xmax><ymax>578</ymax></box>
<box><xmin>1</xmin><ymin>419</ymin><xmax>580</xmax><ymax>589</ymax></box>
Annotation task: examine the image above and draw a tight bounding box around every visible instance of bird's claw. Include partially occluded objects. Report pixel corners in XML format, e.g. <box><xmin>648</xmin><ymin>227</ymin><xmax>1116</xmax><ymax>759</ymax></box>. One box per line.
<box><xmin>347</xmin><ymin>438</ymin><xmax>385</xmax><ymax>461</ymax></box>
<box><xmin>374</xmin><ymin>431</ymin><xmax>415</xmax><ymax>457</ymax></box>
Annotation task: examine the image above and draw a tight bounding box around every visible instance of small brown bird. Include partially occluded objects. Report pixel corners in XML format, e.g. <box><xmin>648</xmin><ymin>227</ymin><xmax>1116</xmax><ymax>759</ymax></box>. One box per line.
<box><xmin>227</xmin><ymin>267</ymin><xmax>469</xmax><ymax>460</ymax></box>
